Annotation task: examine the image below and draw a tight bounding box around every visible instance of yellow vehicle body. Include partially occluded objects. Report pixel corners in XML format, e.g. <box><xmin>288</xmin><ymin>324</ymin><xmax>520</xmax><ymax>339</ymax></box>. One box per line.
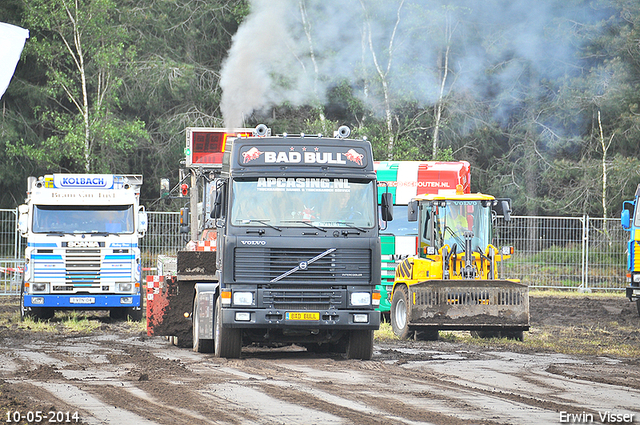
<box><xmin>389</xmin><ymin>191</ymin><xmax>530</xmax><ymax>339</ymax></box>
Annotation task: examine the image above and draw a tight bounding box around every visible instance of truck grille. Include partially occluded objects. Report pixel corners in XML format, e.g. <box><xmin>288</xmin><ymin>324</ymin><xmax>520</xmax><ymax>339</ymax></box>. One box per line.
<box><xmin>234</xmin><ymin>247</ymin><xmax>371</xmax><ymax>284</ymax></box>
<box><xmin>262</xmin><ymin>289</ymin><xmax>344</xmax><ymax>310</ymax></box>
<box><xmin>66</xmin><ymin>248</ymin><xmax>101</xmax><ymax>285</ymax></box>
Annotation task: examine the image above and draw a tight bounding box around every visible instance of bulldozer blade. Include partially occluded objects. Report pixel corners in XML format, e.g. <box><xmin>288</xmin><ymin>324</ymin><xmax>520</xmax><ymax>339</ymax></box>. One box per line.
<box><xmin>406</xmin><ymin>279</ymin><xmax>529</xmax><ymax>330</ymax></box>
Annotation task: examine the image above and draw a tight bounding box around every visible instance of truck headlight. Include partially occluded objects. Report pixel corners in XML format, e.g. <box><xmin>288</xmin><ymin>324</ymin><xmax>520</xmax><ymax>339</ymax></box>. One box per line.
<box><xmin>32</xmin><ymin>297</ymin><xmax>45</xmax><ymax>305</ymax></box>
<box><xmin>634</xmin><ymin>274</ymin><xmax>640</xmax><ymax>283</ymax></box>
<box><xmin>33</xmin><ymin>283</ymin><xmax>47</xmax><ymax>292</ymax></box>
<box><xmin>120</xmin><ymin>297</ymin><xmax>133</xmax><ymax>304</ymax></box>
<box><xmin>233</xmin><ymin>291</ymin><xmax>254</xmax><ymax>306</ymax></box>
<box><xmin>350</xmin><ymin>292</ymin><xmax>371</xmax><ymax>306</ymax></box>
<box><xmin>117</xmin><ymin>282</ymin><xmax>133</xmax><ymax>292</ymax></box>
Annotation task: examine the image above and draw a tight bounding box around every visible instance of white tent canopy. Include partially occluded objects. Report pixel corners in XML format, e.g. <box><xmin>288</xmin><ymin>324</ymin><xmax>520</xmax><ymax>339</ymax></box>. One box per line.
<box><xmin>0</xmin><ymin>22</ymin><xmax>29</xmax><ymax>100</ymax></box>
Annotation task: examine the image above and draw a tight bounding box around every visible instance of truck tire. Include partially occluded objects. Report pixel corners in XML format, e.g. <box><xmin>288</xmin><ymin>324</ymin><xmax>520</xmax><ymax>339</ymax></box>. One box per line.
<box><xmin>110</xmin><ymin>292</ymin><xmax>144</xmax><ymax>321</ymax></box>
<box><xmin>637</xmin><ymin>299</ymin><xmax>640</xmax><ymax>317</ymax></box>
<box><xmin>391</xmin><ymin>285</ymin><xmax>411</xmax><ymax>339</ymax></box>
<box><xmin>346</xmin><ymin>329</ymin><xmax>374</xmax><ymax>360</ymax></box>
<box><xmin>214</xmin><ymin>295</ymin><xmax>242</xmax><ymax>358</ymax></box>
<box><xmin>192</xmin><ymin>295</ymin><xmax>213</xmax><ymax>353</ymax></box>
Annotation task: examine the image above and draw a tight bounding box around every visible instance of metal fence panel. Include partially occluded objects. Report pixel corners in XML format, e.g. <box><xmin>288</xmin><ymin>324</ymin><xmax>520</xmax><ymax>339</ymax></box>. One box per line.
<box><xmin>0</xmin><ymin>209</ymin><xmax>18</xmax><ymax>258</ymax></box>
<box><xmin>140</xmin><ymin>211</ymin><xmax>184</xmax><ymax>277</ymax></box>
<box><xmin>0</xmin><ymin>209</ymin><xmax>629</xmax><ymax>293</ymax></box>
<box><xmin>495</xmin><ymin>216</ymin><xmax>626</xmax><ymax>290</ymax></box>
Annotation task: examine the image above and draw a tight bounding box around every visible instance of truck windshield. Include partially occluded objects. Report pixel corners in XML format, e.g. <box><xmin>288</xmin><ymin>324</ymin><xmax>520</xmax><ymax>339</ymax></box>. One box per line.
<box><xmin>32</xmin><ymin>205</ymin><xmax>135</xmax><ymax>234</ymax></box>
<box><xmin>230</xmin><ymin>177</ymin><xmax>376</xmax><ymax>228</ymax></box>
<box><xmin>437</xmin><ymin>201</ymin><xmax>491</xmax><ymax>252</ymax></box>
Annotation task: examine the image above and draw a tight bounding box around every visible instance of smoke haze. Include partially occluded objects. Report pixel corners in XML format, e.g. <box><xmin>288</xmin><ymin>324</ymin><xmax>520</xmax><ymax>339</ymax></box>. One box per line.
<box><xmin>220</xmin><ymin>0</ymin><xmax>600</xmax><ymax>130</ymax></box>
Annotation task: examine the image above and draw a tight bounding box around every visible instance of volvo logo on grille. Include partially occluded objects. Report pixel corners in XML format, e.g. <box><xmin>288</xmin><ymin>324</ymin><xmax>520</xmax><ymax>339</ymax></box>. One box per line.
<box><xmin>299</xmin><ymin>261</ymin><xmax>308</xmax><ymax>270</ymax></box>
<box><xmin>241</xmin><ymin>240</ymin><xmax>266</xmax><ymax>245</ymax></box>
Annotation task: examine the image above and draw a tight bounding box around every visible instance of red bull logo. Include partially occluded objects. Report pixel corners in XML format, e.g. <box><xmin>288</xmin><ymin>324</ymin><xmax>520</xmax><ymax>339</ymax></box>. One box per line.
<box><xmin>345</xmin><ymin>149</ymin><xmax>364</xmax><ymax>165</ymax></box>
<box><xmin>242</xmin><ymin>147</ymin><xmax>263</xmax><ymax>163</ymax></box>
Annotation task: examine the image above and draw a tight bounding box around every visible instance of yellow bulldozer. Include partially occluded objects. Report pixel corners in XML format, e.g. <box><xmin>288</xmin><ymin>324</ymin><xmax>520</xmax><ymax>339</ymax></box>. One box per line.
<box><xmin>389</xmin><ymin>186</ymin><xmax>529</xmax><ymax>341</ymax></box>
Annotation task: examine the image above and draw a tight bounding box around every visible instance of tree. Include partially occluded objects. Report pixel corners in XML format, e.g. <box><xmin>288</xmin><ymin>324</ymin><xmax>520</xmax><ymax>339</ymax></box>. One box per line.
<box><xmin>19</xmin><ymin>0</ymin><xmax>147</xmax><ymax>172</ymax></box>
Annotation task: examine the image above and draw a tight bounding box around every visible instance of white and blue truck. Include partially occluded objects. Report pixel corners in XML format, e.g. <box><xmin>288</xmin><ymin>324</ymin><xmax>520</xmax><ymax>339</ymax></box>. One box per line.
<box><xmin>17</xmin><ymin>174</ymin><xmax>148</xmax><ymax>321</ymax></box>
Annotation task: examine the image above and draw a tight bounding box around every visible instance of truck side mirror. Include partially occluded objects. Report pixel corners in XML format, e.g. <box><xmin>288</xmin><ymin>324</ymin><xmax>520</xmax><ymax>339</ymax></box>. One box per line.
<box><xmin>622</xmin><ymin>209</ymin><xmax>630</xmax><ymax>230</ymax></box>
<box><xmin>180</xmin><ymin>207</ymin><xmax>190</xmax><ymax>234</ymax></box>
<box><xmin>380</xmin><ymin>192</ymin><xmax>393</xmax><ymax>222</ymax></box>
<box><xmin>622</xmin><ymin>202</ymin><xmax>633</xmax><ymax>230</ymax></box>
<box><xmin>211</xmin><ymin>182</ymin><xmax>226</xmax><ymax>219</ymax></box>
<box><xmin>17</xmin><ymin>204</ymin><xmax>28</xmax><ymax>236</ymax></box>
<box><xmin>138</xmin><ymin>208</ymin><xmax>148</xmax><ymax>236</ymax></box>
<box><xmin>408</xmin><ymin>200</ymin><xmax>418</xmax><ymax>222</ymax></box>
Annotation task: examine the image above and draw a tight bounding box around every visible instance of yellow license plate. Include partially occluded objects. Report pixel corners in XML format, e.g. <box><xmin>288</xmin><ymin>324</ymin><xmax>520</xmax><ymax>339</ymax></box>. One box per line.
<box><xmin>286</xmin><ymin>312</ymin><xmax>319</xmax><ymax>321</ymax></box>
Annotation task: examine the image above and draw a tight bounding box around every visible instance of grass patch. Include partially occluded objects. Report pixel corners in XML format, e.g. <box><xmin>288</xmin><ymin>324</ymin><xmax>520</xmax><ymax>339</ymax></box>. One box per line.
<box><xmin>375</xmin><ymin>321</ymin><xmax>399</xmax><ymax>341</ymax></box>
<box><xmin>18</xmin><ymin>316</ymin><xmax>57</xmax><ymax>332</ymax></box>
<box><xmin>59</xmin><ymin>311</ymin><xmax>102</xmax><ymax>333</ymax></box>
<box><xmin>125</xmin><ymin>316</ymin><xmax>148</xmax><ymax>333</ymax></box>
<box><xmin>439</xmin><ymin>324</ymin><xmax>640</xmax><ymax>358</ymax></box>
<box><xmin>530</xmin><ymin>289</ymin><xmax>625</xmax><ymax>298</ymax></box>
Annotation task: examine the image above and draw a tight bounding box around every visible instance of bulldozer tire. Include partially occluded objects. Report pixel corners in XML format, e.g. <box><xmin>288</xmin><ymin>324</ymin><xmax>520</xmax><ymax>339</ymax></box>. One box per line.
<box><xmin>192</xmin><ymin>295</ymin><xmax>213</xmax><ymax>353</ymax></box>
<box><xmin>214</xmin><ymin>295</ymin><xmax>242</xmax><ymax>358</ymax></box>
<box><xmin>471</xmin><ymin>330</ymin><xmax>499</xmax><ymax>339</ymax></box>
<box><xmin>505</xmin><ymin>330</ymin><xmax>525</xmax><ymax>341</ymax></box>
<box><xmin>416</xmin><ymin>329</ymin><xmax>439</xmax><ymax>341</ymax></box>
<box><xmin>391</xmin><ymin>285</ymin><xmax>411</xmax><ymax>339</ymax></box>
<box><xmin>346</xmin><ymin>329</ymin><xmax>374</xmax><ymax>360</ymax></box>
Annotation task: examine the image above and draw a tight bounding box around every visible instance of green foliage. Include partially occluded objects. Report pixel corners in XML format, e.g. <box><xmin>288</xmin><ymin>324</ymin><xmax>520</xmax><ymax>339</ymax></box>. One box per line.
<box><xmin>1</xmin><ymin>0</ymin><xmax>639</xmax><ymax>215</ymax></box>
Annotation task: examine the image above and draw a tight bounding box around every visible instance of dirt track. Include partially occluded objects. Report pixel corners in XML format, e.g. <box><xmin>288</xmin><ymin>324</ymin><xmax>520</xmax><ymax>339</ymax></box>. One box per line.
<box><xmin>1</xmin><ymin>295</ymin><xmax>639</xmax><ymax>425</ymax></box>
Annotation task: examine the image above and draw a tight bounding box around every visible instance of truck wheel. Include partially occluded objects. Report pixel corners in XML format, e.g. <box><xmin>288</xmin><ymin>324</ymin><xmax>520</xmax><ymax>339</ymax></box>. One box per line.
<box><xmin>637</xmin><ymin>299</ymin><xmax>640</xmax><ymax>317</ymax></box>
<box><xmin>346</xmin><ymin>329</ymin><xmax>374</xmax><ymax>360</ymax></box>
<box><xmin>214</xmin><ymin>295</ymin><xmax>241</xmax><ymax>358</ymax></box>
<box><xmin>109</xmin><ymin>308</ymin><xmax>126</xmax><ymax>320</ymax></box>
<box><xmin>193</xmin><ymin>296</ymin><xmax>213</xmax><ymax>353</ymax></box>
<box><xmin>391</xmin><ymin>285</ymin><xmax>411</xmax><ymax>339</ymax></box>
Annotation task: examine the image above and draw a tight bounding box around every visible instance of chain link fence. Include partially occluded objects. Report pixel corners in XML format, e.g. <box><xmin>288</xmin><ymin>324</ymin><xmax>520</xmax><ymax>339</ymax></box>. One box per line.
<box><xmin>495</xmin><ymin>215</ymin><xmax>627</xmax><ymax>290</ymax></box>
<box><xmin>0</xmin><ymin>209</ymin><xmax>629</xmax><ymax>294</ymax></box>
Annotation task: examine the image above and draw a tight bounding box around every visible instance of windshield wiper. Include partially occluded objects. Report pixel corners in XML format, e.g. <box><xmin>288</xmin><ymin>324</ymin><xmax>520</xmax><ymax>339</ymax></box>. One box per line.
<box><xmin>281</xmin><ymin>220</ymin><xmax>327</xmax><ymax>232</ymax></box>
<box><xmin>240</xmin><ymin>219</ymin><xmax>282</xmax><ymax>232</ymax></box>
<box><xmin>335</xmin><ymin>221</ymin><xmax>367</xmax><ymax>232</ymax></box>
<box><xmin>89</xmin><ymin>231</ymin><xmax>118</xmax><ymax>237</ymax></box>
<box><xmin>444</xmin><ymin>226</ymin><xmax>465</xmax><ymax>246</ymax></box>
<box><xmin>44</xmin><ymin>231</ymin><xmax>66</xmax><ymax>236</ymax></box>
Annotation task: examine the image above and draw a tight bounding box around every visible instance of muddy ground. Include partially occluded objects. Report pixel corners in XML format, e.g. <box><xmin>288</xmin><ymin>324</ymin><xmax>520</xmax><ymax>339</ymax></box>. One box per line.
<box><xmin>0</xmin><ymin>295</ymin><xmax>639</xmax><ymax>425</ymax></box>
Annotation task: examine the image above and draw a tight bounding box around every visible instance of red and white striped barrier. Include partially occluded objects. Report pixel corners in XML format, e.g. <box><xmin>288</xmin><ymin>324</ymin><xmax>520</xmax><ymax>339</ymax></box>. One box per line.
<box><xmin>0</xmin><ymin>266</ymin><xmax>23</xmax><ymax>274</ymax></box>
<box><xmin>145</xmin><ymin>275</ymin><xmax>164</xmax><ymax>301</ymax></box>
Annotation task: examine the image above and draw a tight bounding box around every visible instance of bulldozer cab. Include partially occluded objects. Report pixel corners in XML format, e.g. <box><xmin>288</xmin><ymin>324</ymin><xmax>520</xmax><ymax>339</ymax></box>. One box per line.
<box><xmin>412</xmin><ymin>194</ymin><xmax>498</xmax><ymax>259</ymax></box>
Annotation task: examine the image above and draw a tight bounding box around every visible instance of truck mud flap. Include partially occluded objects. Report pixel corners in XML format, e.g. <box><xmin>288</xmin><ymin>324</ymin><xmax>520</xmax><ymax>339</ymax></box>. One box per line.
<box><xmin>146</xmin><ymin>275</ymin><xmax>195</xmax><ymax>343</ymax></box>
<box><xmin>407</xmin><ymin>279</ymin><xmax>529</xmax><ymax>330</ymax></box>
